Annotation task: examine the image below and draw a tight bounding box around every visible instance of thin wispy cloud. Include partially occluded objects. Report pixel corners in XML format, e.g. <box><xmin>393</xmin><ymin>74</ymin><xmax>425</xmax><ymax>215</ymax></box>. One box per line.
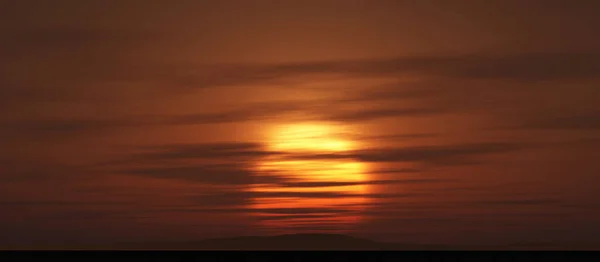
<box><xmin>277</xmin><ymin>179</ymin><xmax>456</xmax><ymax>188</ymax></box>
<box><xmin>145</xmin><ymin>52</ymin><xmax>600</xmax><ymax>89</ymax></box>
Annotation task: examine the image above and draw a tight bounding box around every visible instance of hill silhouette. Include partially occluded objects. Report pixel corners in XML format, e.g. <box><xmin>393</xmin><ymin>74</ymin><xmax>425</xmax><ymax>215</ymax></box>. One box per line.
<box><xmin>105</xmin><ymin>233</ymin><xmax>451</xmax><ymax>250</ymax></box>
<box><xmin>5</xmin><ymin>233</ymin><xmax>594</xmax><ymax>250</ymax></box>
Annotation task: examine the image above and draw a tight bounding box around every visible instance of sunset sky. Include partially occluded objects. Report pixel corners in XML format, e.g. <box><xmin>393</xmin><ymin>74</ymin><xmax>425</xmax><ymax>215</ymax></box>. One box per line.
<box><xmin>1</xmin><ymin>0</ymin><xmax>600</xmax><ymax>248</ymax></box>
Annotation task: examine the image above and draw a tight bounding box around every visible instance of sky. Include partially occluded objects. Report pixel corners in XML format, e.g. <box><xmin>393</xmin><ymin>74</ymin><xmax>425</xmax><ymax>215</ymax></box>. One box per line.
<box><xmin>1</xmin><ymin>0</ymin><xmax>600</xmax><ymax>248</ymax></box>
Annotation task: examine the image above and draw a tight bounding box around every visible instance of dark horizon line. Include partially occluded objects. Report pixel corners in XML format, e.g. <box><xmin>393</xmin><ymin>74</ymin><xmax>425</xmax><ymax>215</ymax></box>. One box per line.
<box><xmin>2</xmin><ymin>233</ymin><xmax>598</xmax><ymax>251</ymax></box>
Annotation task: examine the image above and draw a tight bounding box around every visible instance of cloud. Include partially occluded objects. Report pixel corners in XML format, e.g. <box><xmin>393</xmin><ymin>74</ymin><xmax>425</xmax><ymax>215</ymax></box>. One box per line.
<box><xmin>0</xmin><ymin>84</ymin><xmax>82</xmax><ymax>110</ymax></box>
<box><xmin>159</xmin><ymin>101</ymin><xmax>316</xmax><ymax>125</ymax></box>
<box><xmin>124</xmin><ymin>165</ymin><xmax>286</xmax><ymax>185</ymax></box>
<box><xmin>151</xmin><ymin>99</ymin><xmax>447</xmax><ymax>126</ymax></box>
<box><xmin>1</xmin><ymin>100</ymin><xmax>445</xmax><ymax>141</ymax></box>
<box><xmin>519</xmin><ymin>111</ymin><xmax>600</xmax><ymax>130</ymax></box>
<box><xmin>158</xmin><ymin>52</ymin><xmax>600</xmax><ymax>90</ymax></box>
<box><xmin>0</xmin><ymin>116</ymin><xmax>169</xmax><ymax>142</ymax></box>
<box><xmin>358</xmin><ymin>133</ymin><xmax>439</xmax><ymax>141</ymax></box>
<box><xmin>256</xmin><ymin>214</ymin><xmax>335</xmax><ymax>221</ymax></box>
<box><xmin>165</xmin><ymin>206</ymin><xmax>357</xmax><ymax>215</ymax></box>
<box><xmin>252</xmin><ymin>207</ymin><xmax>354</xmax><ymax>215</ymax></box>
<box><xmin>179</xmin><ymin>191</ymin><xmax>430</xmax><ymax>218</ymax></box>
<box><xmin>1</xmin><ymin>27</ymin><xmax>157</xmax><ymax>57</ymax></box>
<box><xmin>1</xmin><ymin>101</ymin><xmax>306</xmax><ymax>138</ymax></box>
<box><xmin>113</xmin><ymin>141</ymin><xmax>528</xmax><ymax>179</ymax></box>
<box><xmin>131</xmin><ymin>142</ymin><xmax>273</xmax><ymax>161</ymax></box>
<box><xmin>194</xmin><ymin>191</ymin><xmax>421</xmax><ymax>202</ymax></box>
<box><xmin>285</xmin><ymin>142</ymin><xmax>527</xmax><ymax>165</ymax></box>
<box><xmin>116</xmin><ymin>142</ymin><xmax>286</xmax><ymax>186</ymax></box>
<box><xmin>186</xmin><ymin>191</ymin><xmax>358</xmax><ymax>213</ymax></box>
<box><xmin>95</xmin><ymin>139</ymin><xmax>533</xmax><ymax>231</ymax></box>
<box><xmin>0</xmin><ymin>159</ymin><xmax>97</xmax><ymax>182</ymax></box>
<box><xmin>0</xmin><ymin>200</ymin><xmax>126</xmax><ymax>207</ymax></box>
<box><xmin>108</xmin><ymin>144</ymin><xmax>414</xmax><ymax>193</ymax></box>
<box><xmin>339</xmin><ymin>87</ymin><xmax>437</xmax><ymax>103</ymax></box>
<box><xmin>355</xmin><ymin>197</ymin><xmax>565</xmax><ymax>218</ymax></box>
<box><xmin>0</xmin><ymin>26</ymin><xmax>164</xmax><ymax>109</ymax></box>
<box><xmin>4</xmin><ymin>118</ymin><xmax>138</xmax><ymax>135</ymax></box>
<box><xmin>471</xmin><ymin>199</ymin><xmax>562</xmax><ymax>207</ymax></box>
<box><xmin>324</xmin><ymin>107</ymin><xmax>447</xmax><ymax>122</ymax></box>
<box><xmin>372</xmin><ymin>168</ymin><xmax>422</xmax><ymax>174</ymax></box>
<box><xmin>359</xmin><ymin>142</ymin><xmax>525</xmax><ymax>164</ymax></box>
<box><xmin>5</xmin><ymin>51</ymin><xmax>590</xmax><ymax>112</ymax></box>
<box><xmin>278</xmin><ymin>179</ymin><xmax>455</xmax><ymax>188</ymax></box>
<box><xmin>9</xmin><ymin>50</ymin><xmax>597</xmax><ymax>140</ymax></box>
<box><xmin>111</xmin><ymin>141</ymin><xmax>528</xmax><ymax>184</ymax></box>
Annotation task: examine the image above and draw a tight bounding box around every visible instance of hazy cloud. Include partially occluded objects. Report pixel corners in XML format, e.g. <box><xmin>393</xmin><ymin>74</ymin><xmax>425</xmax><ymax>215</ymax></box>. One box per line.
<box><xmin>339</xmin><ymin>87</ymin><xmax>437</xmax><ymax>103</ymax></box>
<box><xmin>124</xmin><ymin>165</ymin><xmax>285</xmax><ymax>185</ymax></box>
<box><xmin>325</xmin><ymin>107</ymin><xmax>447</xmax><ymax>122</ymax></box>
<box><xmin>520</xmin><ymin>111</ymin><xmax>600</xmax><ymax>130</ymax></box>
<box><xmin>194</xmin><ymin>191</ymin><xmax>410</xmax><ymax>201</ymax></box>
<box><xmin>1</xmin><ymin>27</ymin><xmax>158</xmax><ymax>57</ymax></box>
<box><xmin>257</xmin><ymin>214</ymin><xmax>335</xmax><ymax>221</ymax></box>
<box><xmin>2</xmin><ymin>0</ymin><xmax>600</xmax><ymax>247</ymax></box>
<box><xmin>278</xmin><ymin>179</ymin><xmax>455</xmax><ymax>188</ymax></box>
<box><xmin>114</xmin><ymin>141</ymin><xmax>528</xmax><ymax>180</ymax></box>
<box><xmin>132</xmin><ymin>142</ymin><xmax>273</xmax><ymax>161</ymax></box>
<box><xmin>471</xmin><ymin>199</ymin><xmax>562</xmax><ymax>207</ymax></box>
<box><xmin>358</xmin><ymin>133</ymin><xmax>439</xmax><ymax>141</ymax></box>
<box><xmin>184</xmin><ymin>191</ymin><xmax>430</xmax><ymax>217</ymax></box>
<box><xmin>5</xmin><ymin>51</ymin><xmax>595</xmax><ymax>113</ymax></box>
<box><xmin>4</xmin><ymin>118</ymin><xmax>139</xmax><ymax>135</ymax></box>
<box><xmin>163</xmin><ymin>52</ymin><xmax>600</xmax><ymax>89</ymax></box>
<box><xmin>284</xmin><ymin>142</ymin><xmax>527</xmax><ymax>166</ymax></box>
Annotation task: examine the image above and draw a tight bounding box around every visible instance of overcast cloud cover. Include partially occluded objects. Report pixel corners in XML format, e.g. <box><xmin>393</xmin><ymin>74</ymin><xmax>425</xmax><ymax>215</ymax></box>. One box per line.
<box><xmin>1</xmin><ymin>0</ymin><xmax>600</xmax><ymax>248</ymax></box>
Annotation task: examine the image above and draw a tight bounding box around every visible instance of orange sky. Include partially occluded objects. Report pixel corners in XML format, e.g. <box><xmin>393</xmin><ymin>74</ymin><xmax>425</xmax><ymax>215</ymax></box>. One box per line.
<box><xmin>1</xmin><ymin>0</ymin><xmax>600</xmax><ymax>248</ymax></box>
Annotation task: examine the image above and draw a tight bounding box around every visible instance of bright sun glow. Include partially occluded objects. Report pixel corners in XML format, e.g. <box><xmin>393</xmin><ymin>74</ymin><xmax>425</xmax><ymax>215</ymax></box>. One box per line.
<box><xmin>250</xmin><ymin>122</ymin><xmax>370</xmax><ymax>232</ymax></box>
<box><xmin>268</xmin><ymin>123</ymin><xmax>354</xmax><ymax>152</ymax></box>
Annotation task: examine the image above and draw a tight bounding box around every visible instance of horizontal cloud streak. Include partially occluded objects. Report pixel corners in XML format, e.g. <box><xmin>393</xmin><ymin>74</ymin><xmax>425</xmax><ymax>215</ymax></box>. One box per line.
<box><xmin>519</xmin><ymin>111</ymin><xmax>600</xmax><ymax>130</ymax></box>
<box><xmin>124</xmin><ymin>166</ymin><xmax>285</xmax><ymax>185</ymax></box>
<box><xmin>115</xmin><ymin>142</ymin><xmax>532</xmax><ymax>179</ymax></box>
<box><xmin>285</xmin><ymin>142</ymin><xmax>528</xmax><ymax>165</ymax></box>
<box><xmin>132</xmin><ymin>142</ymin><xmax>273</xmax><ymax>160</ymax></box>
<box><xmin>156</xmin><ymin>52</ymin><xmax>600</xmax><ymax>89</ymax></box>
<box><xmin>324</xmin><ymin>107</ymin><xmax>447</xmax><ymax>122</ymax></box>
<box><xmin>183</xmin><ymin>190</ymin><xmax>429</xmax><ymax>215</ymax></box>
<box><xmin>278</xmin><ymin>179</ymin><xmax>456</xmax><ymax>188</ymax></box>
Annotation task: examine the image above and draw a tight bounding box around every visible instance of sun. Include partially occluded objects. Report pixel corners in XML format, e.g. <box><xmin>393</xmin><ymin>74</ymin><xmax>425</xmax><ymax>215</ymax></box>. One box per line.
<box><xmin>268</xmin><ymin>123</ymin><xmax>354</xmax><ymax>153</ymax></box>
<box><xmin>249</xmin><ymin>122</ymin><xmax>370</xmax><ymax>232</ymax></box>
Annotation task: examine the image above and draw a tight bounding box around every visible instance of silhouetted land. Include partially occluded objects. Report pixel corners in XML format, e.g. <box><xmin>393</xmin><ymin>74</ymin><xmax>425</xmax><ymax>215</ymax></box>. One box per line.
<box><xmin>2</xmin><ymin>233</ymin><xmax>598</xmax><ymax>250</ymax></box>
<box><xmin>112</xmin><ymin>233</ymin><xmax>448</xmax><ymax>250</ymax></box>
